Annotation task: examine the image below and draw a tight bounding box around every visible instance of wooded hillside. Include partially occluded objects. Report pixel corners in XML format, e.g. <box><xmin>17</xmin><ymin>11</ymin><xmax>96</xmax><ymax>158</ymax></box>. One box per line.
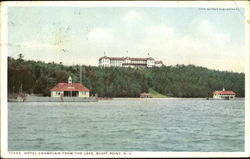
<box><xmin>8</xmin><ymin>56</ymin><xmax>245</xmax><ymax>97</ymax></box>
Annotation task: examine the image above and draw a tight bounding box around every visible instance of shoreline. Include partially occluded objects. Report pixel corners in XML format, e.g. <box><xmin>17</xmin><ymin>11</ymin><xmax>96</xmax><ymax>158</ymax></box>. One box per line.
<box><xmin>112</xmin><ymin>97</ymin><xmax>244</xmax><ymax>100</ymax></box>
<box><xmin>8</xmin><ymin>97</ymin><xmax>244</xmax><ymax>102</ymax></box>
<box><xmin>8</xmin><ymin>96</ymin><xmax>98</xmax><ymax>102</ymax></box>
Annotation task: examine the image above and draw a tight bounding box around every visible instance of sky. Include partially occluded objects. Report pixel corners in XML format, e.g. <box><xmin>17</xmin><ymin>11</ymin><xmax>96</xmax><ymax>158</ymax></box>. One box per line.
<box><xmin>8</xmin><ymin>6</ymin><xmax>246</xmax><ymax>72</ymax></box>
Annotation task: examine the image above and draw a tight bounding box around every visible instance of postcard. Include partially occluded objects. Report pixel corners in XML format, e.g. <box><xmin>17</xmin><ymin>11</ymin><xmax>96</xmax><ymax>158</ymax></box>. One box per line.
<box><xmin>1</xmin><ymin>1</ymin><xmax>250</xmax><ymax>158</ymax></box>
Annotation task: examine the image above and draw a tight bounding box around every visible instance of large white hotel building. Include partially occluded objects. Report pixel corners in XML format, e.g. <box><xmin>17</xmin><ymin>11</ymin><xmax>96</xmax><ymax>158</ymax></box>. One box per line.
<box><xmin>99</xmin><ymin>56</ymin><xmax>163</xmax><ymax>68</ymax></box>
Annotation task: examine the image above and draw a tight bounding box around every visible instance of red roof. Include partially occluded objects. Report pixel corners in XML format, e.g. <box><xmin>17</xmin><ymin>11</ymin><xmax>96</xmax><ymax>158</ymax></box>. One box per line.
<box><xmin>51</xmin><ymin>83</ymin><xmax>90</xmax><ymax>92</ymax></box>
<box><xmin>99</xmin><ymin>56</ymin><xmax>110</xmax><ymax>60</ymax></box>
<box><xmin>109</xmin><ymin>57</ymin><xmax>125</xmax><ymax>60</ymax></box>
<box><xmin>130</xmin><ymin>57</ymin><xmax>154</xmax><ymax>61</ymax></box>
<box><xmin>140</xmin><ymin>93</ymin><xmax>153</xmax><ymax>97</ymax></box>
<box><xmin>214</xmin><ymin>91</ymin><xmax>236</xmax><ymax>95</ymax></box>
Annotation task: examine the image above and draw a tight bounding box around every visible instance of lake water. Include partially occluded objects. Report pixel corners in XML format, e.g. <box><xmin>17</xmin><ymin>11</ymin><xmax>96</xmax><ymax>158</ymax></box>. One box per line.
<box><xmin>8</xmin><ymin>98</ymin><xmax>245</xmax><ymax>152</ymax></box>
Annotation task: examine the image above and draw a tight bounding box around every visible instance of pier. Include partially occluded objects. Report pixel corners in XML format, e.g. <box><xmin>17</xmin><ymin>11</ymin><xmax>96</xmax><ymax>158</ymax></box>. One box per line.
<box><xmin>8</xmin><ymin>96</ymin><xmax>98</xmax><ymax>102</ymax></box>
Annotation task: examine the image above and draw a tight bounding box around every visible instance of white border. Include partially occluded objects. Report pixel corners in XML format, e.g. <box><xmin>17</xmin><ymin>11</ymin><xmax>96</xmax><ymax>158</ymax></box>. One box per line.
<box><xmin>1</xmin><ymin>0</ymin><xmax>250</xmax><ymax>7</ymax></box>
<box><xmin>1</xmin><ymin>1</ymin><xmax>8</xmax><ymax>157</ymax></box>
<box><xmin>1</xmin><ymin>1</ymin><xmax>249</xmax><ymax>158</ymax></box>
<box><xmin>245</xmin><ymin>0</ymin><xmax>250</xmax><ymax>156</ymax></box>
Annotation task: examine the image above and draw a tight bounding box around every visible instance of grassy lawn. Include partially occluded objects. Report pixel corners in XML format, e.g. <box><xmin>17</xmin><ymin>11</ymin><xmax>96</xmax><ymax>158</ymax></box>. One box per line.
<box><xmin>149</xmin><ymin>88</ymin><xmax>169</xmax><ymax>98</ymax></box>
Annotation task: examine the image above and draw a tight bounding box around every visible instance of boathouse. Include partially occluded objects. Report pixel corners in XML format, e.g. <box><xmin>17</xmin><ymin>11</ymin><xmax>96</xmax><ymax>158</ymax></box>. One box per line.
<box><xmin>213</xmin><ymin>88</ymin><xmax>236</xmax><ymax>99</ymax></box>
<box><xmin>50</xmin><ymin>76</ymin><xmax>90</xmax><ymax>97</ymax></box>
<box><xmin>140</xmin><ymin>92</ymin><xmax>153</xmax><ymax>98</ymax></box>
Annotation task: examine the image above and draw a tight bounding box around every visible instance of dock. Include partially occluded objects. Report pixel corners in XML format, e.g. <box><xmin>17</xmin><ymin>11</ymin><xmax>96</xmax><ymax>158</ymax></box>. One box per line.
<box><xmin>8</xmin><ymin>96</ymin><xmax>98</xmax><ymax>102</ymax></box>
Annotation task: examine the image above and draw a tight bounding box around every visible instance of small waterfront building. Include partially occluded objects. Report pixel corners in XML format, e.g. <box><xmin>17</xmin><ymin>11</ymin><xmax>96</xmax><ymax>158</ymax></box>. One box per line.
<box><xmin>140</xmin><ymin>92</ymin><xmax>153</xmax><ymax>98</ymax></box>
<box><xmin>50</xmin><ymin>76</ymin><xmax>90</xmax><ymax>97</ymax></box>
<box><xmin>99</xmin><ymin>56</ymin><xmax>163</xmax><ymax>68</ymax></box>
<box><xmin>213</xmin><ymin>88</ymin><xmax>236</xmax><ymax>99</ymax></box>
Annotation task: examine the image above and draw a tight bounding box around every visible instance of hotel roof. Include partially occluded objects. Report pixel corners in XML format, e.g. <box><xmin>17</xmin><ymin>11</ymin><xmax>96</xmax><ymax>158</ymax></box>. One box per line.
<box><xmin>99</xmin><ymin>56</ymin><xmax>154</xmax><ymax>61</ymax></box>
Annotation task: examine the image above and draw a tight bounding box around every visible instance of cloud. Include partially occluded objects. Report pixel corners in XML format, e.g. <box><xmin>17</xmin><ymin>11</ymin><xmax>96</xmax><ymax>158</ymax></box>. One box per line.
<box><xmin>124</xmin><ymin>10</ymin><xmax>142</xmax><ymax>24</ymax></box>
<box><xmin>17</xmin><ymin>40</ymin><xmax>60</xmax><ymax>50</ymax></box>
<box><xmin>142</xmin><ymin>25</ymin><xmax>174</xmax><ymax>49</ymax></box>
<box><xmin>83</xmin><ymin>27</ymin><xmax>116</xmax><ymax>57</ymax></box>
<box><xmin>133</xmin><ymin>21</ymin><xmax>244</xmax><ymax>72</ymax></box>
<box><xmin>87</xmin><ymin>28</ymin><xmax>115</xmax><ymax>44</ymax></box>
<box><xmin>197</xmin><ymin>20</ymin><xmax>214</xmax><ymax>35</ymax></box>
<box><xmin>76</xmin><ymin>21</ymin><xmax>244</xmax><ymax>72</ymax></box>
<box><xmin>8</xmin><ymin>19</ymin><xmax>245</xmax><ymax>72</ymax></box>
<box><xmin>196</xmin><ymin>20</ymin><xmax>231</xmax><ymax>45</ymax></box>
<box><xmin>8</xmin><ymin>40</ymin><xmax>67</xmax><ymax>63</ymax></box>
<box><xmin>9</xmin><ymin>28</ymin><xmax>116</xmax><ymax>66</ymax></box>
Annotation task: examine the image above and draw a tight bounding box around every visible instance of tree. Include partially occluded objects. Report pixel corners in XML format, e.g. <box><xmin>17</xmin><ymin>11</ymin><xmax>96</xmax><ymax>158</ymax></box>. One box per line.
<box><xmin>7</xmin><ymin>56</ymin><xmax>245</xmax><ymax>97</ymax></box>
<box><xmin>18</xmin><ymin>53</ymin><xmax>24</xmax><ymax>60</ymax></box>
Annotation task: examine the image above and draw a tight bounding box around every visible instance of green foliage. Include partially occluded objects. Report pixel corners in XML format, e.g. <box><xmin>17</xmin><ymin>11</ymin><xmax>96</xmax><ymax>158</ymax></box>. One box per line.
<box><xmin>149</xmin><ymin>88</ymin><xmax>169</xmax><ymax>98</ymax></box>
<box><xmin>8</xmin><ymin>57</ymin><xmax>245</xmax><ymax>97</ymax></box>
